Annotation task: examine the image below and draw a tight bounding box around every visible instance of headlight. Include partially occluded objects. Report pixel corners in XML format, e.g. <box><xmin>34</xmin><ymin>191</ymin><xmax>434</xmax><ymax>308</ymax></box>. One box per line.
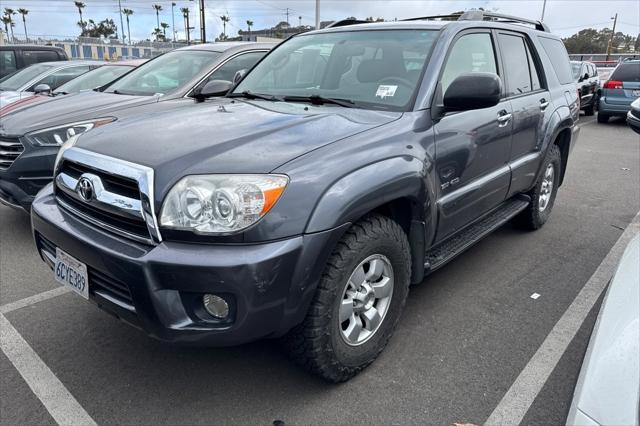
<box><xmin>25</xmin><ymin>118</ymin><xmax>115</xmax><ymax>146</ymax></box>
<box><xmin>160</xmin><ymin>174</ymin><xmax>289</xmax><ymax>235</ymax></box>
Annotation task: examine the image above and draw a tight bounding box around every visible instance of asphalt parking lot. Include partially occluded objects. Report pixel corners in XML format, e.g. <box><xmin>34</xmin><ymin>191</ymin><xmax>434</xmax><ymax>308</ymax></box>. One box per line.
<box><xmin>1</xmin><ymin>114</ymin><xmax>639</xmax><ymax>425</ymax></box>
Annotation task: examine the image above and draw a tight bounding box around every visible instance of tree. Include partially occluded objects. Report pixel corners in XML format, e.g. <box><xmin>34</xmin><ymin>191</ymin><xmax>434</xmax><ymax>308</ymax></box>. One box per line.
<box><xmin>1</xmin><ymin>16</ymin><xmax>10</xmax><ymax>39</ymax></box>
<box><xmin>246</xmin><ymin>19</ymin><xmax>253</xmax><ymax>39</ymax></box>
<box><xmin>74</xmin><ymin>2</ymin><xmax>86</xmax><ymax>30</ymax></box>
<box><xmin>160</xmin><ymin>22</ymin><xmax>169</xmax><ymax>39</ymax></box>
<box><xmin>152</xmin><ymin>27</ymin><xmax>164</xmax><ymax>41</ymax></box>
<box><xmin>123</xmin><ymin>8</ymin><xmax>133</xmax><ymax>44</ymax></box>
<box><xmin>220</xmin><ymin>15</ymin><xmax>230</xmax><ymax>39</ymax></box>
<box><xmin>3</xmin><ymin>8</ymin><xmax>15</xmax><ymax>41</ymax></box>
<box><xmin>152</xmin><ymin>4</ymin><xmax>162</xmax><ymax>30</ymax></box>
<box><xmin>81</xmin><ymin>18</ymin><xmax>118</xmax><ymax>39</ymax></box>
<box><xmin>17</xmin><ymin>8</ymin><xmax>28</xmax><ymax>41</ymax></box>
<box><xmin>180</xmin><ymin>7</ymin><xmax>189</xmax><ymax>43</ymax></box>
<box><xmin>563</xmin><ymin>27</ymin><xmax>639</xmax><ymax>54</ymax></box>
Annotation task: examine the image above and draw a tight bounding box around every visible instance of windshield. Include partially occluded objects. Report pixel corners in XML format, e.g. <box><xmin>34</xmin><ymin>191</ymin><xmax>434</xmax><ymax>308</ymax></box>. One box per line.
<box><xmin>233</xmin><ymin>30</ymin><xmax>438</xmax><ymax>111</ymax></box>
<box><xmin>571</xmin><ymin>62</ymin><xmax>581</xmax><ymax>79</ymax></box>
<box><xmin>0</xmin><ymin>63</ymin><xmax>55</xmax><ymax>91</ymax></box>
<box><xmin>105</xmin><ymin>50</ymin><xmax>220</xmax><ymax>96</ymax></box>
<box><xmin>55</xmin><ymin>65</ymin><xmax>134</xmax><ymax>94</ymax></box>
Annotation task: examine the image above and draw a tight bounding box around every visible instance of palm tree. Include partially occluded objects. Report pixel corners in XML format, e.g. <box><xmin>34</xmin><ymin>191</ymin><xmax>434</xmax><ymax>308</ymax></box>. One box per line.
<box><xmin>246</xmin><ymin>19</ymin><xmax>253</xmax><ymax>40</ymax></box>
<box><xmin>160</xmin><ymin>22</ymin><xmax>169</xmax><ymax>39</ymax></box>
<box><xmin>151</xmin><ymin>27</ymin><xmax>163</xmax><ymax>41</ymax></box>
<box><xmin>74</xmin><ymin>2</ymin><xmax>85</xmax><ymax>30</ymax></box>
<box><xmin>152</xmin><ymin>4</ymin><xmax>162</xmax><ymax>30</ymax></box>
<box><xmin>220</xmin><ymin>15</ymin><xmax>230</xmax><ymax>40</ymax></box>
<box><xmin>3</xmin><ymin>8</ymin><xmax>15</xmax><ymax>41</ymax></box>
<box><xmin>180</xmin><ymin>7</ymin><xmax>189</xmax><ymax>43</ymax></box>
<box><xmin>122</xmin><ymin>8</ymin><xmax>133</xmax><ymax>44</ymax></box>
<box><xmin>1</xmin><ymin>16</ymin><xmax>10</xmax><ymax>39</ymax></box>
<box><xmin>17</xmin><ymin>8</ymin><xmax>28</xmax><ymax>41</ymax></box>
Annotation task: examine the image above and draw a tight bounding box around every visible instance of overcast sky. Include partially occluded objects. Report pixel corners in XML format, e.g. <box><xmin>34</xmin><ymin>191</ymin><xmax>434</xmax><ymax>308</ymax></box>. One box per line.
<box><xmin>4</xmin><ymin>0</ymin><xmax>639</xmax><ymax>42</ymax></box>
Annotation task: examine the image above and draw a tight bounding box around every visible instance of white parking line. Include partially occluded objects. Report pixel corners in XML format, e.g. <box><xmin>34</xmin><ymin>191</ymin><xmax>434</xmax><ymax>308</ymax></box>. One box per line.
<box><xmin>0</xmin><ymin>313</ymin><xmax>97</xmax><ymax>425</ymax></box>
<box><xmin>485</xmin><ymin>210</ymin><xmax>640</xmax><ymax>426</ymax></box>
<box><xmin>0</xmin><ymin>286</ymin><xmax>70</xmax><ymax>314</ymax></box>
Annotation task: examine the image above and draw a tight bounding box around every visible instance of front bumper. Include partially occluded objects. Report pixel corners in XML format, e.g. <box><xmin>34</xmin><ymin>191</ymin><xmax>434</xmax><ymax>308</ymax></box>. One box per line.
<box><xmin>627</xmin><ymin>110</ymin><xmax>640</xmax><ymax>135</ymax></box>
<box><xmin>0</xmin><ymin>139</ymin><xmax>58</xmax><ymax>211</ymax></box>
<box><xmin>31</xmin><ymin>186</ymin><xmax>347</xmax><ymax>346</ymax></box>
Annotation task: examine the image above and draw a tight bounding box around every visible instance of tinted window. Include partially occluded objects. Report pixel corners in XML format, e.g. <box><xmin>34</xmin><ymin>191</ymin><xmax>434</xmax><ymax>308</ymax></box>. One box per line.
<box><xmin>23</xmin><ymin>50</ymin><xmax>60</xmax><ymax>66</ymax></box>
<box><xmin>610</xmin><ymin>63</ymin><xmax>640</xmax><ymax>82</ymax></box>
<box><xmin>0</xmin><ymin>63</ymin><xmax>55</xmax><ymax>91</ymax></box>
<box><xmin>105</xmin><ymin>50</ymin><xmax>221</xmax><ymax>96</ymax></box>
<box><xmin>55</xmin><ymin>65</ymin><xmax>134</xmax><ymax>94</ymax></box>
<box><xmin>205</xmin><ymin>51</ymin><xmax>266</xmax><ymax>84</ymax></box>
<box><xmin>32</xmin><ymin>66</ymin><xmax>91</xmax><ymax>91</ymax></box>
<box><xmin>441</xmin><ymin>33</ymin><xmax>497</xmax><ymax>93</ymax></box>
<box><xmin>539</xmin><ymin>37</ymin><xmax>573</xmax><ymax>84</ymax></box>
<box><xmin>526</xmin><ymin>44</ymin><xmax>542</xmax><ymax>90</ymax></box>
<box><xmin>499</xmin><ymin>34</ymin><xmax>534</xmax><ymax>96</ymax></box>
<box><xmin>235</xmin><ymin>30</ymin><xmax>438</xmax><ymax>111</ymax></box>
<box><xmin>0</xmin><ymin>51</ymin><xmax>17</xmax><ymax>76</ymax></box>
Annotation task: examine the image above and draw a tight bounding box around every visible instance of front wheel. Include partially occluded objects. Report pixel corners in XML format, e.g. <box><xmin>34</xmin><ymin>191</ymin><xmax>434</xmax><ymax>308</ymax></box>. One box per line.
<box><xmin>283</xmin><ymin>215</ymin><xmax>411</xmax><ymax>382</ymax></box>
<box><xmin>515</xmin><ymin>144</ymin><xmax>561</xmax><ymax>230</ymax></box>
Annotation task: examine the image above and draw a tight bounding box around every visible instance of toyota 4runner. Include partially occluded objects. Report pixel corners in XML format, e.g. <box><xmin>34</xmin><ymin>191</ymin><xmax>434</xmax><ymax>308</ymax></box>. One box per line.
<box><xmin>31</xmin><ymin>11</ymin><xmax>580</xmax><ymax>382</ymax></box>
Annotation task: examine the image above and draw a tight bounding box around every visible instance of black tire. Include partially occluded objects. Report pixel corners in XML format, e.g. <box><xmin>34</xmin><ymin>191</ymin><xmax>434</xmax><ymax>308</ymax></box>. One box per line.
<box><xmin>516</xmin><ymin>144</ymin><xmax>561</xmax><ymax>230</ymax></box>
<box><xmin>597</xmin><ymin>112</ymin><xmax>609</xmax><ymax>123</ymax></box>
<box><xmin>283</xmin><ymin>214</ymin><xmax>411</xmax><ymax>382</ymax></box>
<box><xmin>583</xmin><ymin>103</ymin><xmax>595</xmax><ymax>116</ymax></box>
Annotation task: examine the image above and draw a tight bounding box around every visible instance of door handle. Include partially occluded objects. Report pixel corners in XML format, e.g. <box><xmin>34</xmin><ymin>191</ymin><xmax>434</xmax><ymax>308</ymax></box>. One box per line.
<box><xmin>540</xmin><ymin>98</ymin><xmax>550</xmax><ymax>110</ymax></box>
<box><xmin>497</xmin><ymin>111</ymin><xmax>512</xmax><ymax>127</ymax></box>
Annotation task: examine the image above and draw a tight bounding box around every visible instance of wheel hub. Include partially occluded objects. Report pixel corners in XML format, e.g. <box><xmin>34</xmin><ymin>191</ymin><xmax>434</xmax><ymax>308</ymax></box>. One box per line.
<box><xmin>538</xmin><ymin>163</ymin><xmax>555</xmax><ymax>212</ymax></box>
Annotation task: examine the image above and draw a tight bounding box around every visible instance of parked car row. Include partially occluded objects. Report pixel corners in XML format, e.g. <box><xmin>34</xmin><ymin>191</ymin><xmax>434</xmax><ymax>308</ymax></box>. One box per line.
<box><xmin>0</xmin><ymin>45</ymin><xmax>68</xmax><ymax>78</ymax></box>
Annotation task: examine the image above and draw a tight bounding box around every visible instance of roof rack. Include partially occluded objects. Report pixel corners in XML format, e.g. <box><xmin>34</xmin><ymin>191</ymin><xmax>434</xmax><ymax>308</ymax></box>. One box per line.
<box><xmin>326</xmin><ymin>19</ymin><xmax>370</xmax><ymax>28</ymax></box>
<box><xmin>403</xmin><ymin>10</ymin><xmax>550</xmax><ymax>32</ymax></box>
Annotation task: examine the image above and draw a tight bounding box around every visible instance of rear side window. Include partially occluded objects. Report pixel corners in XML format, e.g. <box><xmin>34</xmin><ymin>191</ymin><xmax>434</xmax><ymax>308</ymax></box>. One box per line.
<box><xmin>0</xmin><ymin>50</ymin><xmax>17</xmax><ymax>76</ymax></box>
<box><xmin>23</xmin><ymin>50</ymin><xmax>60</xmax><ymax>66</ymax></box>
<box><xmin>610</xmin><ymin>63</ymin><xmax>640</xmax><ymax>82</ymax></box>
<box><xmin>441</xmin><ymin>33</ymin><xmax>497</xmax><ymax>93</ymax></box>
<box><xmin>499</xmin><ymin>33</ymin><xmax>541</xmax><ymax>96</ymax></box>
<box><xmin>538</xmin><ymin>37</ymin><xmax>573</xmax><ymax>84</ymax></box>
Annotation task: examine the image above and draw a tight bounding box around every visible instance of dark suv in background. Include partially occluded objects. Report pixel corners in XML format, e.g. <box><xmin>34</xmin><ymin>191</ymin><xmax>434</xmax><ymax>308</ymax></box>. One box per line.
<box><xmin>571</xmin><ymin>60</ymin><xmax>600</xmax><ymax>115</ymax></box>
<box><xmin>0</xmin><ymin>45</ymin><xmax>68</xmax><ymax>78</ymax></box>
<box><xmin>31</xmin><ymin>11</ymin><xmax>579</xmax><ymax>382</ymax></box>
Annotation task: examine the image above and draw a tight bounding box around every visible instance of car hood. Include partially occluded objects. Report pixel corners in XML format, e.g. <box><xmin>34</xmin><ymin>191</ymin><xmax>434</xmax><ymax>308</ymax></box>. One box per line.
<box><xmin>0</xmin><ymin>90</ymin><xmax>25</xmax><ymax>105</ymax></box>
<box><xmin>0</xmin><ymin>90</ymin><xmax>156</xmax><ymax>136</ymax></box>
<box><xmin>75</xmin><ymin>99</ymin><xmax>402</xmax><ymax>194</ymax></box>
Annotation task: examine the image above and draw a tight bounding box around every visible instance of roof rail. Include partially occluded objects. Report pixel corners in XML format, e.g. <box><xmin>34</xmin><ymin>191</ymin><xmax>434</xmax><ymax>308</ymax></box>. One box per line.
<box><xmin>403</xmin><ymin>10</ymin><xmax>550</xmax><ymax>32</ymax></box>
<box><xmin>326</xmin><ymin>19</ymin><xmax>370</xmax><ymax>28</ymax></box>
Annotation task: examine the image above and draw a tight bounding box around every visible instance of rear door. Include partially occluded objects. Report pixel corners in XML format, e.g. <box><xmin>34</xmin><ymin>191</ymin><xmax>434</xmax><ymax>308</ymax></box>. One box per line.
<box><xmin>433</xmin><ymin>30</ymin><xmax>513</xmax><ymax>242</ymax></box>
<box><xmin>495</xmin><ymin>31</ymin><xmax>552</xmax><ymax>196</ymax></box>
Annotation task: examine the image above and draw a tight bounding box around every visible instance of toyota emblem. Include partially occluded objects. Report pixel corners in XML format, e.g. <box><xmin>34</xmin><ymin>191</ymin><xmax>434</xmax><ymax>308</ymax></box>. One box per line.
<box><xmin>77</xmin><ymin>177</ymin><xmax>94</xmax><ymax>202</ymax></box>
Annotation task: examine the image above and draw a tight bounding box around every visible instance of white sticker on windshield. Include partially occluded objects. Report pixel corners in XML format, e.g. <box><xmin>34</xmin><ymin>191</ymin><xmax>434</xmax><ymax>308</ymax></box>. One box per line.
<box><xmin>376</xmin><ymin>85</ymin><xmax>397</xmax><ymax>99</ymax></box>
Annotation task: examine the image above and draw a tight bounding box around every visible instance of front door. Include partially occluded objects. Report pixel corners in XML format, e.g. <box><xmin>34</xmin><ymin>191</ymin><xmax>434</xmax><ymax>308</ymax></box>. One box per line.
<box><xmin>433</xmin><ymin>31</ymin><xmax>512</xmax><ymax>242</ymax></box>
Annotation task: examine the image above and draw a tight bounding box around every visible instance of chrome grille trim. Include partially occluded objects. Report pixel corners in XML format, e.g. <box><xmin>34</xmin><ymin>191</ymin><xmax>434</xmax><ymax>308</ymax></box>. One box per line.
<box><xmin>0</xmin><ymin>137</ymin><xmax>24</xmax><ymax>171</ymax></box>
<box><xmin>56</xmin><ymin>147</ymin><xmax>162</xmax><ymax>244</ymax></box>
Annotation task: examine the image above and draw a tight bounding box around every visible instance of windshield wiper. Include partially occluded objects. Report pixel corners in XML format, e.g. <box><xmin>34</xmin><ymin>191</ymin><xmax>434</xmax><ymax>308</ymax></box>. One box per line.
<box><xmin>283</xmin><ymin>95</ymin><xmax>355</xmax><ymax>108</ymax></box>
<box><xmin>228</xmin><ymin>91</ymin><xmax>282</xmax><ymax>101</ymax></box>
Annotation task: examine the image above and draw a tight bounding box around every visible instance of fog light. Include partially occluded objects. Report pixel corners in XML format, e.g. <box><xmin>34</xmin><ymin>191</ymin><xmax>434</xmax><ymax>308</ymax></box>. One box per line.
<box><xmin>202</xmin><ymin>294</ymin><xmax>229</xmax><ymax>319</ymax></box>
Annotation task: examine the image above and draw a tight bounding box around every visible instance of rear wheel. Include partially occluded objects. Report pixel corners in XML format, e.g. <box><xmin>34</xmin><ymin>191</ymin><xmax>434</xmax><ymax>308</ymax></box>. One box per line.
<box><xmin>597</xmin><ymin>112</ymin><xmax>610</xmax><ymax>123</ymax></box>
<box><xmin>284</xmin><ymin>214</ymin><xmax>411</xmax><ymax>382</ymax></box>
<box><xmin>583</xmin><ymin>102</ymin><xmax>595</xmax><ymax>116</ymax></box>
<box><xmin>516</xmin><ymin>144</ymin><xmax>561</xmax><ymax>230</ymax></box>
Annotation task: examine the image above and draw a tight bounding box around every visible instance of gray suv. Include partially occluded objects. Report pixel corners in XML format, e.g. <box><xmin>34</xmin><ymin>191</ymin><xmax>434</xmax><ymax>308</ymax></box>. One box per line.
<box><xmin>31</xmin><ymin>12</ymin><xmax>579</xmax><ymax>382</ymax></box>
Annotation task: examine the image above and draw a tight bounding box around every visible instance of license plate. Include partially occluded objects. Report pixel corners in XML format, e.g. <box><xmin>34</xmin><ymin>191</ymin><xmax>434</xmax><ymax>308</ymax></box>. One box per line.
<box><xmin>54</xmin><ymin>248</ymin><xmax>89</xmax><ymax>300</ymax></box>
<box><xmin>633</xmin><ymin>89</ymin><xmax>640</xmax><ymax>97</ymax></box>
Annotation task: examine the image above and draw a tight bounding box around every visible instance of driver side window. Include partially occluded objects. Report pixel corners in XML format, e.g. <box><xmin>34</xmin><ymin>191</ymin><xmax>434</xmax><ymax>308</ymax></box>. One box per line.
<box><xmin>441</xmin><ymin>33</ymin><xmax>497</xmax><ymax>94</ymax></box>
<box><xmin>205</xmin><ymin>51</ymin><xmax>266</xmax><ymax>84</ymax></box>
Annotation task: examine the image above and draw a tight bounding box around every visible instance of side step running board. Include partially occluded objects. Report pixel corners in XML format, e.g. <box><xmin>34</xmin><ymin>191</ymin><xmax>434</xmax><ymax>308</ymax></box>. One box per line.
<box><xmin>424</xmin><ymin>196</ymin><xmax>530</xmax><ymax>274</ymax></box>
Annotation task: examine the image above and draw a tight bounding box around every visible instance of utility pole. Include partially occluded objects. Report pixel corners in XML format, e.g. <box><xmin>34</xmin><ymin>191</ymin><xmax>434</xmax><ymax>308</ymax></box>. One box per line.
<box><xmin>540</xmin><ymin>0</ymin><xmax>547</xmax><ymax>21</ymax></box>
<box><xmin>315</xmin><ymin>0</ymin><xmax>320</xmax><ymax>30</ymax></box>
<box><xmin>118</xmin><ymin>0</ymin><xmax>125</xmax><ymax>42</ymax></box>
<box><xmin>606</xmin><ymin>13</ymin><xmax>618</xmax><ymax>61</ymax></box>
<box><xmin>284</xmin><ymin>7</ymin><xmax>291</xmax><ymax>26</ymax></box>
<box><xmin>172</xmin><ymin>2</ymin><xmax>176</xmax><ymax>42</ymax></box>
<box><xmin>298</xmin><ymin>16</ymin><xmax>302</xmax><ymax>27</ymax></box>
<box><xmin>199</xmin><ymin>0</ymin><xmax>205</xmax><ymax>43</ymax></box>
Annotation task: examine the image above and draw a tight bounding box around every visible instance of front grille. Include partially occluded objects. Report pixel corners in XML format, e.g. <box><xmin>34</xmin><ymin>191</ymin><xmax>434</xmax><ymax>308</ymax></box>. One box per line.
<box><xmin>0</xmin><ymin>136</ymin><xmax>24</xmax><ymax>171</ymax></box>
<box><xmin>35</xmin><ymin>233</ymin><xmax>135</xmax><ymax>309</ymax></box>
<box><xmin>60</xmin><ymin>161</ymin><xmax>140</xmax><ymax>199</ymax></box>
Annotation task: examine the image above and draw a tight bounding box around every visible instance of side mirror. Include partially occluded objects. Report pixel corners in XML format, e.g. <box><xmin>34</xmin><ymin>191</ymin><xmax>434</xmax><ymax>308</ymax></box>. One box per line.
<box><xmin>443</xmin><ymin>73</ymin><xmax>502</xmax><ymax>112</ymax></box>
<box><xmin>233</xmin><ymin>69</ymin><xmax>247</xmax><ymax>84</ymax></box>
<box><xmin>195</xmin><ymin>80</ymin><xmax>233</xmax><ymax>102</ymax></box>
<box><xmin>34</xmin><ymin>84</ymin><xmax>52</xmax><ymax>95</ymax></box>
